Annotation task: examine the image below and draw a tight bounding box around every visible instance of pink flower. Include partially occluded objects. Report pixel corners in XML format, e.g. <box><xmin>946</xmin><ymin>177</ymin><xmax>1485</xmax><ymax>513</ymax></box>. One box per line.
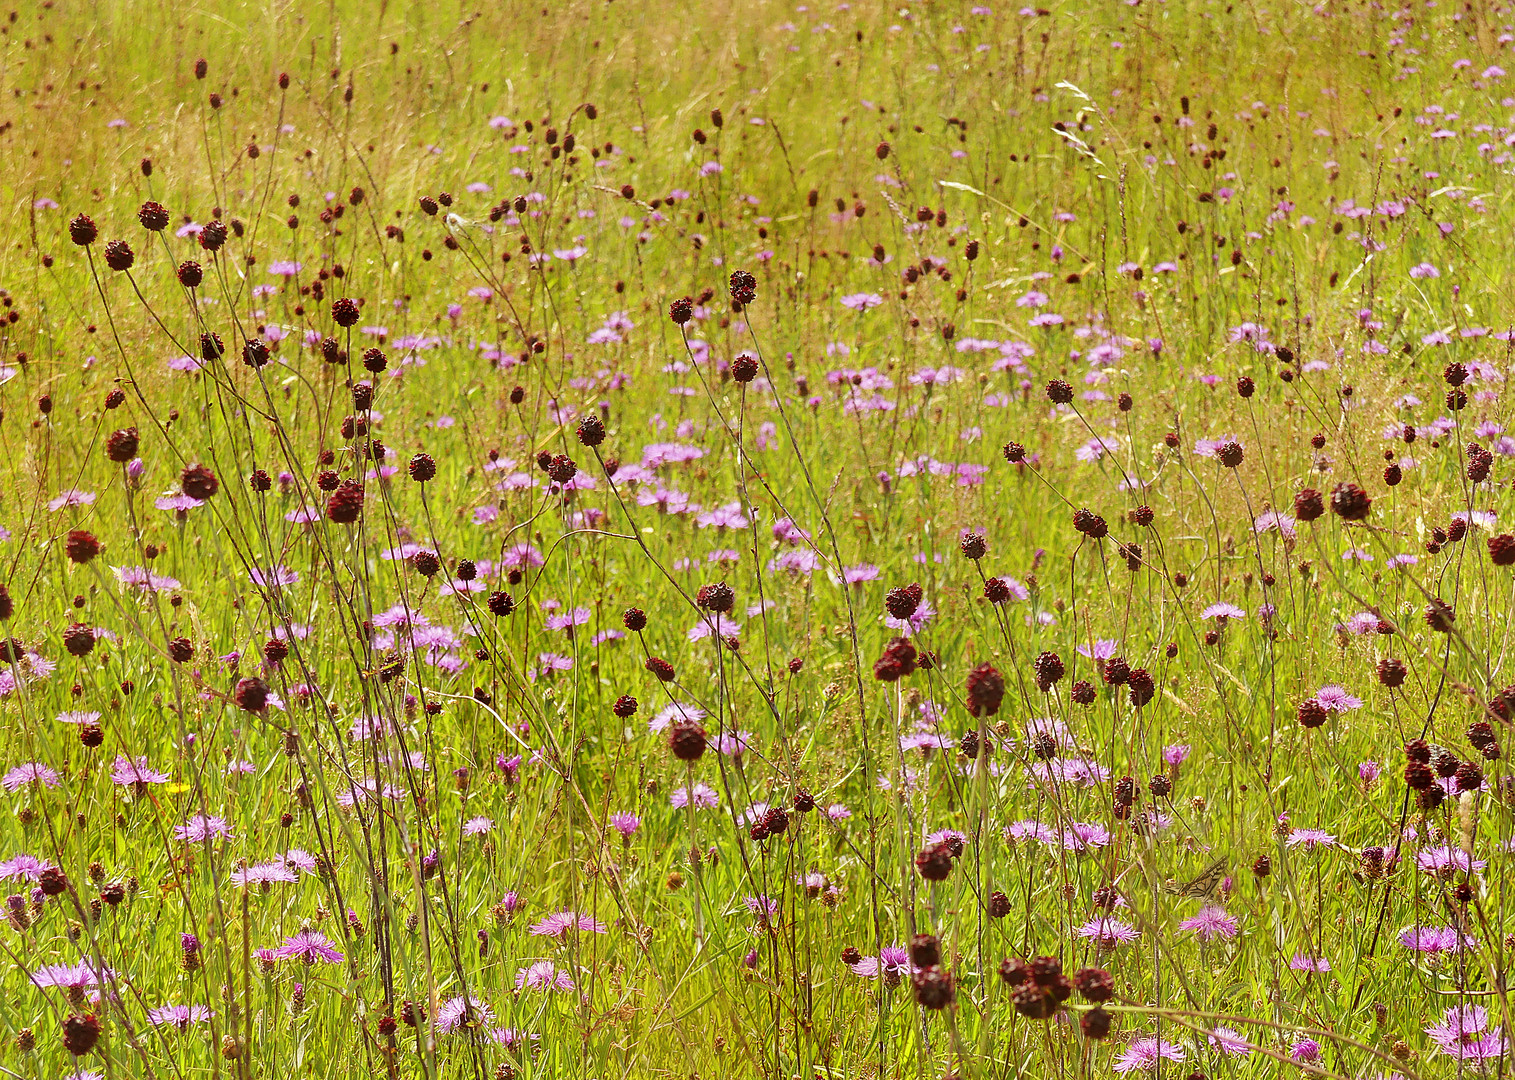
<box><xmin>515</xmin><ymin>961</ymin><xmax>575</xmax><ymax>992</ymax></box>
<box><xmin>528</xmin><ymin>911</ymin><xmax>607</xmax><ymax>939</ymax></box>
<box><xmin>272</xmin><ymin>930</ymin><xmax>345</xmax><ymax>964</ymax></box>
<box><xmin>1113</xmin><ymin>1037</ymin><xmax>1185</xmax><ymax>1073</ymax></box>
<box><xmin>1179</xmin><ymin>906</ymin><xmax>1240</xmax><ymax>942</ymax></box>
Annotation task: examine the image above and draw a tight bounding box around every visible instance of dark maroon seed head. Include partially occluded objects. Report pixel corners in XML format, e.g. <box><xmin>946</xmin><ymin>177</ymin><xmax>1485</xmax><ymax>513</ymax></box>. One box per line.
<box><xmin>180</xmin><ymin>465</ymin><xmax>219</xmax><ymax>501</ymax></box>
<box><xmin>66</xmin><ymin>530</ymin><xmax>101</xmax><ymax>564</ymax></box>
<box><xmin>68</xmin><ymin>214</ymin><xmax>99</xmax><ymax>246</ymax></box>
<box><xmin>1377</xmin><ymin>657</ymin><xmax>1406</xmax><ymax>688</ymax></box>
<box><xmin>1046</xmin><ymin>379</ymin><xmax>1074</xmax><ymax>405</ymax></box>
<box><xmin>909</xmin><ymin>934</ymin><xmax>941</xmax><ymax>969</ymax></box>
<box><xmin>198</xmin><ymin>219</ymin><xmax>228</xmax><ymax>252</ymax></box>
<box><xmin>137</xmin><ymin>201</ymin><xmax>170</xmax><ymax>232</ymax></box>
<box><xmin>105</xmin><ymin>427</ymin><xmax>139</xmax><ymax>464</ymax></box>
<box><xmin>546</xmin><ymin>455</ymin><xmax>577</xmax><ymax>485</ymax></box>
<box><xmin>326</xmin><ymin>480</ymin><xmax>365</xmax><ymax>524</ymax></box>
<box><xmin>965</xmin><ymin>662</ymin><xmax>1005</xmax><ymax>717</ymax></box>
<box><xmin>331</xmin><ymin>297</ymin><xmax>360</xmax><ymax>327</ymax></box>
<box><xmin>576</xmin><ymin>414</ymin><xmax>606</xmax><ymax>446</ymax></box>
<box><xmin>1329</xmin><ymin>482</ymin><xmax>1372</xmax><ymax>522</ymax></box>
<box><xmin>1297</xmin><ymin>699</ymin><xmax>1328</xmax><ymax>729</ymax></box>
<box><xmin>668</xmin><ymin>718</ymin><xmax>706</xmax><ymax>760</ymax></box>
<box><xmin>234</xmin><ymin>677</ymin><xmax>270</xmax><ymax>713</ymax></box>
<box><xmin>408</xmin><ymin>453</ymin><xmax>437</xmax><ymax>483</ymax></box>
<box><xmin>63</xmin><ymin>1012</ymin><xmax>100</xmax><ymax>1056</ymax></box>
<box><xmin>729</xmin><ymin>269</ymin><xmax>757</xmax><ymax>307</ymax></box>
<box><xmin>1033</xmin><ymin>651</ymin><xmax>1064</xmax><ymax>692</ymax></box>
<box><xmin>914</xmin><ymin>841</ymin><xmax>955</xmax><ymax>881</ymax></box>
<box><xmin>103</xmin><ymin>240</ymin><xmax>134</xmax><ymax>272</ymax></box>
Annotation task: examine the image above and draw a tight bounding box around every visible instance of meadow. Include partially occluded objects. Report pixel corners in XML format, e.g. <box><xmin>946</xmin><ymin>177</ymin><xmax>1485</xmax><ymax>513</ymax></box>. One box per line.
<box><xmin>0</xmin><ymin>0</ymin><xmax>1512</xmax><ymax>1076</ymax></box>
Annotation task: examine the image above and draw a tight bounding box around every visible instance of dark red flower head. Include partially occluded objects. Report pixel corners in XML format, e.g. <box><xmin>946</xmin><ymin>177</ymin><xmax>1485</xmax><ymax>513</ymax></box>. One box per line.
<box><xmin>1297</xmin><ymin>699</ymin><xmax>1328</xmax><ymax>729</ymax></box>
<box><xmin>486</xmin><ymin>591</ymin><xmax>515</xmax><ymax>617</ymax></box>
<box><xmin>729</xmin><ymin>269</ymin><xmax>757</xmax><ymax>307</ymax></box>
<box><xmin>68</xmin><ymin>214</ymin><xmax>98</xmax><ymax>246</ymax></box>
<box><xmin>410</xmin><ymin>551</ymin><xmax>441</xmax><ymax>577</ymax></box>
<box><xmin>38</xmin><ymin>866</ymin><xmax>67</xmax><ymax>896</ymax></box>
<box><xmin>137</xmin><ymin>201</ymin><xmax>170</xmax><ymax>232</ymax></box>
<box><xmin>1293</xmin><ymin>488</ymin><xmax>1325</xmax><ymax>522</ymax></box>
<box><xmin>669</xmin><ymin>296</ymin><xmax>693</xmax><ymax>325</ymax></box>
<box><xmin>331</xmin><ymin>297</ymin><xmax>360</xmax><ymax>327</ymax></box>
<box><xmin>873</xmin><ymin>637</ymin><xmax>918</xmax><ymax>682</ymax></box>
<box><xmin>66</xmin><ymin>530</ymin><xmax>101</xmax><ymax>564</ymax></box>
<box><xmin>408</xmin><ymin>453</ymin><xmax>437</xmax><ymax>482</ymax></box>
<box><xmin>622</xmin><ymin>607</ymin><xmax>647</xmax><ymax>632</ymax></box>
<box><xmin>576</xmin><ymin>414</ymin><xmax>606</xmax><ymax>446</ymax></box>
<box><xmin>612</xmin><ymin>694</ymin><xmax>638</xmax><ymax>718</ymax></box>
<box><xmin>731</xmin><ymin>354</ymin><xmax>759</xmax><ymax>383</ymax></box>
<box><xmin>177</xmin><ymin>260</ymin><xmax>203</xmax><ymax>288</ymax></box>
<box><xmin>965</xmin><ymin>662</ymin><xmax>1005</xmax><ymax>717</ymax></box>
<box><xmin>696</xmin><ymin>582</ymin><xmax>735</xmax><ymax>615</ymax></box>
<box><xmin>645</xmin><ymin>656</ymin><xmax>676</xmax><ymax>682</ymax></box>
<box><xmin>1033</xmin><ymin>651</ymin><xmax>1065</xmax><ymax>692</ymax></box>
<box><xmin>884</xmin><ymin>583</ymin><xmax>923</xmax><ymax>620</ymax></box>
<box><xmin>668</xmin><ymin>718</ymin><xmax>706</xmax><ymax>761</ymax></box>
<box><xmin>914</xmin><ymin>841</ymin><xmax>955</xmax><ymax>881</ymax></box>
<box><xmin>912</xmin><ymin>968</ymin><xmax>955</xmax><ymax>1010</ymax></box>
<box><xmin>242</xmin><ymin>339</ymin><xmax>271</xmax><ymax>368</ymax></box>
<box><xmin>233</xmin><ymin>677</ymin><xmax>269</xmax><ymax>713</ymax></box>
<box><xmin>546</xmin><ymin>455</ymin><xmax>577</xmax><ymax>485</ymax></box>
<box><xmin>326</xmin><ymin>479</ymin><xmax>365</xmax><ymax>523</ymax></box>
<box><xmin>1046</xmin><ymin>379</ymin><xmax>1074</xmax><ymax>405</ymax></box>
<box><xmin>181</xmin><ymin>465</ymin><xmax>219</xmax><ymax>501</ymax></box>
<box><xmin>106</xmin><ymin>427</ymin><xmax>139</xmax><ymax>463</ymax></box>
<box><xmin>1424</xmin><ymin>598</ymin><xmax>1455</xmax><ymax>633</ymax></box>
<box><xmin>1329</xmin><ymin>482</ymin><xmax>1371</xmax><ymax>522</ymax></box>
<box><xmin>1071</xmin><ymin>508</ymin><xmax>1107</xmax><ymax>539</ymax></box>
<box><xmin>197</xmin><ymin>219</ymin><xmax>228</xmax><ymax>252</ymax></box>
<box><xmin>103</xmin><ymin>240</ymin><xmax>135</xmax><ymax>272</ymax></box>
<box><xmin>63</xmin><ymin>623</ymin><xmax>96</xmax><ymax>657</ymax></box>
<box><xmin>63</xmin><ymin>1012</ymin><xmax>100</xmax><ymax>1056</ymax></box>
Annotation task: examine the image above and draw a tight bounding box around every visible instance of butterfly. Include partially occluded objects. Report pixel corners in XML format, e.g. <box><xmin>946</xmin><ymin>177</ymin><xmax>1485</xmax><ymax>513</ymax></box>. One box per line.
<box><xmin>1162</xmin><ymin>856</ymin><xmax>1226</xmax><ymax>900</ymax></box>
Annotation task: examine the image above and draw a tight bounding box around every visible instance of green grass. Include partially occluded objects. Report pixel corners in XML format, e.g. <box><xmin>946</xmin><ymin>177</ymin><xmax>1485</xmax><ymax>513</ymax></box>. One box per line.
<box><xmin>0</xmin><ymin>1</ymin><xmax>1512</xmax><ymax>1078</ymax></box>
